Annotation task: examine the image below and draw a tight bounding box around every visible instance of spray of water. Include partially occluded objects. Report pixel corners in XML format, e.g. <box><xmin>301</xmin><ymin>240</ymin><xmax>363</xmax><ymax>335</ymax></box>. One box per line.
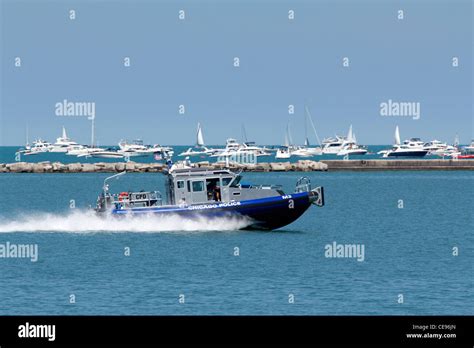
<box><xmin>0</xmin><ymin>210</ymin><xmax>252</xmax><ymax>233</ymax></box>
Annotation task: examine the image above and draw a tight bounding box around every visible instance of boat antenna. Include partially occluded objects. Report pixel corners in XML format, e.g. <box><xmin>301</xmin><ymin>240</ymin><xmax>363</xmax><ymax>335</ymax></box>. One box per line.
<box><xmin>103</xmin><ymin>171</ymin><xmax>126</xmax><ymax>191</ymax></box>
<box><xmin>305</xmin><ymin>105</ymin><xmax>322</xmax><ymax>146</ymax></box>
<box><xmin>102</xmin><ymin>171</ymin><xmax>126</xmax><ymax>209</ymax></box>
<box><xmin>26</xmin><ymin>123</ymin><xmax>29</xmax><ymax>146</ymax></box>
<box><xmin>241</xmin><ymin>124</ymin><xmax>248</xmax><ymax>143</ymax></box>
<box><xmin>91</xmin><ymin>116</ymin><xmax>95</xmax><ymax>147</ymax></box>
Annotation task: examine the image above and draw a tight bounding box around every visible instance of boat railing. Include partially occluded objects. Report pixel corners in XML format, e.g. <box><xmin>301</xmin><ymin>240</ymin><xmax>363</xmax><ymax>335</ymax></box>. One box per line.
<box><xmin>111</xmin><ymin>191</ymin><xmax>163</xmax><ymax>208</ymax></box>
<box><xmin>246</xmin><ymin>184</ymin><xmax>283</xmax><ymax>190</ymax></box>
<box><xmin>295</xmin><ymin>177</ymin><xmax>312</xmax><ymax>193</ymax></box>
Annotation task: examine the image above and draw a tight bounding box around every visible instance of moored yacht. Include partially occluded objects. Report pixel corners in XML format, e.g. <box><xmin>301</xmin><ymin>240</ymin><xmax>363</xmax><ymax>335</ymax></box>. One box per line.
<box><xmin>463</xmin><ymin>140</ymin><xmax>474</xmax><ymax>154</ymax></box>
<box><xmin>211</xmin><ymin>138</ymin><xmax>269</xmax><ymax>158</ymax></box>
<box><xmin>68</xmin><ymin>146</ymin><xmax>104</xmax><ymax>157</ymax></box>
<box><xmin>50</xmin><ymin>127</ymin><xmax>84</xmax><ymax>153</ymax></box>
<box><xmin>379</xmin><ymin>126</ymin><xmax>428</xmax><ymax>158</ymax></box>
<box><xmin>118</xmin><ymin>139</ymin><xmax>152</xmax><ymax>157</ymax></box>
<box><xmin>337</xmin><ymin>125</ymin><xmax>367</xmax><ymax>156</ymax></box>
<box><xmin>423</xmin><ymin>140</ymin><xmax>457</xmax><ymax>155</ymax></box>
<box><xmin>19</xmin><ymin>139</ymin><xmax>53</xmax><ymax>155</ymax></box>
<box><xmin>240</xmin><ymin>141</ymin><xmax>271</xmax><ymax>157</ymax></box>
<box><xmin>89</xmin><ymin>149</ymin><xmax>125</xmax><ymax>159</ymax></box>
<box><xmin>321</xmin><ymin>136</ymin><xmax>346</xmax><ymax>154</ymax></box>
<box><xmin>275</xmin><ymin>146</ymin><xmax>292</xmax><ymax>159</ymax></box>
<box><xmin>118</xmin><ymin>140</ymin><xmax>173</xmax><ymax>158</ymax></box>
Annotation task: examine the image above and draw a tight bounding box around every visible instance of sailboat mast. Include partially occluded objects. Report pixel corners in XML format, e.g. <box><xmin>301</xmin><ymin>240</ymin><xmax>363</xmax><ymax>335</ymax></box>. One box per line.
<box><xmin>287</xmin><ymin>122</ymin><xmax>294</xmax><ymax>146</ymax></box>
<box><xmin>305</xmin><ymin>106</ymin><xmax>322</xmax><ymax>146</ymax></box>
<box><xmin>91</xmin><ymin>117</ymin><xmax>95</xmax><ymax>147</ymax></box>
<box><xmin>304</xmin><ymin>111</ymin><xmax>308</xmax><ymax>145</ymax></box>
<box><xmin>241</xmin><ymin>124</ymin><xmax>248</xmax><ymax>143</ymax></box>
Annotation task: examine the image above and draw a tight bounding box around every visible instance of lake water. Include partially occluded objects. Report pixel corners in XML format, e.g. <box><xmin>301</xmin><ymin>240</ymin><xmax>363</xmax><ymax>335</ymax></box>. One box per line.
<box><xmin>0</xmin><ymin>170</ymin><xmax>472</xmax><ymax>315</ymax></box>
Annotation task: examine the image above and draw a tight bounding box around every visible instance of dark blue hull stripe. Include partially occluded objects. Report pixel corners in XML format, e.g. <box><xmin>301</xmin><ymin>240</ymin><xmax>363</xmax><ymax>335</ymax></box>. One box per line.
<box><xmin>111</xmin><ymin>192</ymin><xmax>313</xmax><ymax>230</ymax></box>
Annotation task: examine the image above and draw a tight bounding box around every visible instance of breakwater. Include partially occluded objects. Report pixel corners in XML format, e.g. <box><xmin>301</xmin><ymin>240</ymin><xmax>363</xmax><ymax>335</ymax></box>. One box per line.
<box><xmin>0</xmin><ymin>159</ymin><xmax>473</xmax><ymax>173</ymax></box>
<box><xmin>322</xmin><ymin>159</ymin><xmax>474</xmax><ymax>171</ymax></box>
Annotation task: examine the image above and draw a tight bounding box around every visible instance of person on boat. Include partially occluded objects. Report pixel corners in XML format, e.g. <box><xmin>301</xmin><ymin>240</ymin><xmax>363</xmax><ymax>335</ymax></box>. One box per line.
<box><xmin>213</xmin><ymin>185</ymin><xmax>221</xmax><ymax>202</ymax></box>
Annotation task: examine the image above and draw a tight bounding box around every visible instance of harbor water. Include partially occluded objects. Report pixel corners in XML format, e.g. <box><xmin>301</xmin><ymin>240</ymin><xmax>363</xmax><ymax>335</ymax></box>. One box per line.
<box><xmin>0</xmin><ymin>170</ymin><xmax>472</xmax><ymax>315</ymax></box>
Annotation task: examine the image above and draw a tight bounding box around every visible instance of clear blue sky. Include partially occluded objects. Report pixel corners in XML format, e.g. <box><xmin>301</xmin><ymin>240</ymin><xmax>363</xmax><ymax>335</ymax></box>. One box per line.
<box><xmin>1</xmin><ymin>0</ymin><xmax>472</xmax><ymax>146</ymax></box>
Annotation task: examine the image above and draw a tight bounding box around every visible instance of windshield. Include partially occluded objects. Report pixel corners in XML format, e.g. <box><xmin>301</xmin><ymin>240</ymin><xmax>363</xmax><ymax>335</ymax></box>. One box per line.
<box><xmin>230</xmin><ymin>175</ymin><xmax>242</xmax><ymax>187</ymax></box>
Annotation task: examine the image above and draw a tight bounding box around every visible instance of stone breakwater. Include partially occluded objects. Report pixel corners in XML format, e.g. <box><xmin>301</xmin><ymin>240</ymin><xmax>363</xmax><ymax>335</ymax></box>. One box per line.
<box><xmin>0</xmin><ymin>160</ymin><xmax>328</xmax><ymax>173</ymax></box>
<box><xmin>0</xmin><ymin>159</ymin><xmax>472</xmax><ymax>173</ymax></box>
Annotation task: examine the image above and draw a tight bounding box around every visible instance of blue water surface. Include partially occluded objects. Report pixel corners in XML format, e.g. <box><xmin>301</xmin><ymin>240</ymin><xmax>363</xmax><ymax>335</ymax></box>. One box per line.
<box><xmin>0</xmin><ymin>170</ymin><xmax>472</xmax><ymax>315</ymax></box>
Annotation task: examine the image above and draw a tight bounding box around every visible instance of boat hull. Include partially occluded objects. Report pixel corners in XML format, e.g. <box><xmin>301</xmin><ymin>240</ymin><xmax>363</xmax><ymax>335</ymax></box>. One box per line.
<box><xmin>386</xmin><ymin>150</ymin><xmax>428</xmax><ymax>157</ymax></box>
<box><xmin>109</xmin><ymin>192</ymin><xmax>316</xmax><ymax>230</ymax></box>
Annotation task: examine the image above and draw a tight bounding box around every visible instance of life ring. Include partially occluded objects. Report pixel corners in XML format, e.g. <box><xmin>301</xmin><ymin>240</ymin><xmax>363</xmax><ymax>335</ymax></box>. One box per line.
<box><xmin>118</xmin><ymin>192</ymin><xmax>129</xmax><ymax>201</ymax></box>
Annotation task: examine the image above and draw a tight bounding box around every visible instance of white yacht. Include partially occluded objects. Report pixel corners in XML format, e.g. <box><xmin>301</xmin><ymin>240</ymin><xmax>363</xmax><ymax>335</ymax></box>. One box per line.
<box><xmin>89</xmin><ymin>149</ymin><xmax>125</xmax><ymax>159</ymax></box>
<box><xmin>321</xmin><ymin>136</ymin><xmax>346</xmax><ymax>154</ymax></box>
<box><xmin>239</xmin><ymin>125</ymin><xmax>271</xmax><ymax>157</ymax></box>
<box><xmin>148</xmin><ymin>144</ymin><xmax>174</xmax><ymax>157</ymax></box>
<box><xmin>240</xmin><ymin>141</ymin><xmax>271</xmax><ymax>157</ymax></box>
<box><xmin>19</xmin><ymin>139</ymin><xmax>53</xmax><ymax>155</ymax></box>
<box><xmin>179</xmin><ymin>123</ymin><xmax>218</xmax><ymax>157</ymax></box>
<box><xmin>423</xmin><ymin>140</ymin><xmax>457</xmax><ymax>155</ymax></box>
<box><xmin>68</xmin><ymin>146</ymin><xmax>104</xmax><ymax>157</ymax></box>
<box><xmin>337</xmin><ymin>125</ymin><xmax>367</xmax><ymax>156</ymax></box>
<box><xmin>379</xmin><ymin>126</ymin><xmax>428</xmax><ymax>158</ymax></box>
<box><xmin>118</xmin><ymin>139</ymin><xmax>151</xmax><ymax>157</ymax></box>
<box><xmin>275</xmin><ymin>146</ymin><xmax>292</xmax><ymax>159</ymax></box>
<box><xmin>211</xmin><ymin>138</ymin><xmax>240</xmax><ymax>157</ymax></box>
<box><xmin>117</xmin><ymin>140</ymin><xmax>173</xmax><ymax>158</ymax></box>
<box><xmin>290</xmin><ymin>146</ymin><xmax>314</xmax><ymax>158</ymax></box>
<box><xmin>211</xmin><ymin>138</ymin><xmax>269</xmax><ymax>158</ymax></box>
<box><xmin>463</xmin><ymin>140</ymin><xmax>474</xmax><ymax>154</ymax></box>
<box><xmin>50</xmin><ymin>127</ymin><xmax>84</xmax><ymax>153</ymax></box>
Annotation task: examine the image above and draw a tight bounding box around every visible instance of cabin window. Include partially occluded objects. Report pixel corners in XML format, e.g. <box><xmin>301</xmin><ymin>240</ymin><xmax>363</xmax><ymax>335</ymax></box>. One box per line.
<box><xmin>192</xmin><ymin>181</ymin><xmax>204</xmax><ymax>192</ymax></box>
<box><xmin>177</xmin><ymin>180</ymin><xmax>184</xmax><ymax>189</ymax></box>
<box><xmin>221</xmin><ymin>177</ymin><xmax>233</xmax><ymax>186</ymax></box>
<box><xmin>187</xmin><ymin>181</ymin><xmax>191</xmax><ymax>192</ymax></box>
<box><xmin>231</xmin><ymin>175</ymin><xmax>242</xmax><ymax>187</ymax></box>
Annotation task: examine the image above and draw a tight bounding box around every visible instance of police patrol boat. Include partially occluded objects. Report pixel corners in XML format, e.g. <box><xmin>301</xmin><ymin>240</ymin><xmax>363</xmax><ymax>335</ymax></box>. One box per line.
<box><xmin>95</xmin><ymin>165</ymin><xmax>324</xmax><ymax>230</ymax></box>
